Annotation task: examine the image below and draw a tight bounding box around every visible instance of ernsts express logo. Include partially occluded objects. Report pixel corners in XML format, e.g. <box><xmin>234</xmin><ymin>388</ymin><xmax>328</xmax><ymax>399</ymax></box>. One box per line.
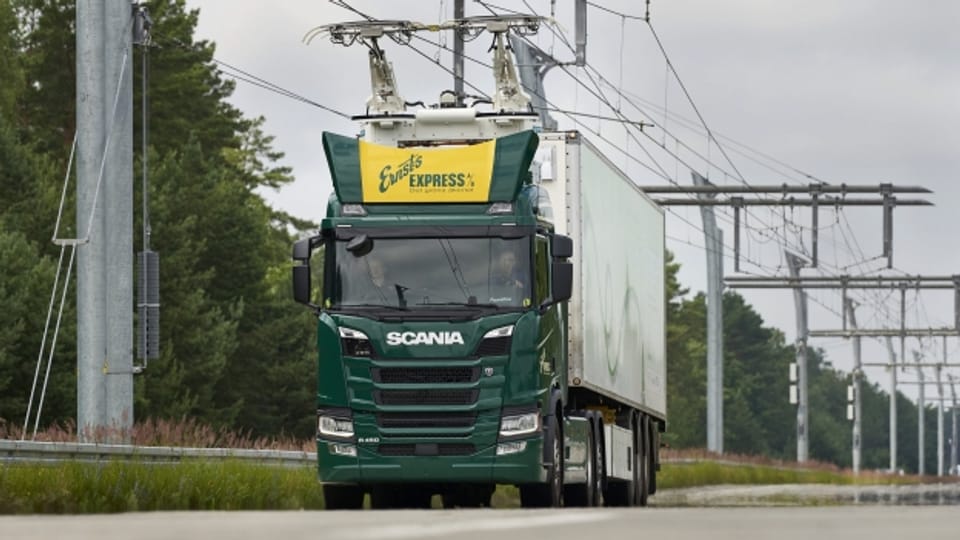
<box><xmin>378</xmin><ymin>154</ymin><xmax>474</xmax><ymax>194</ymax></box>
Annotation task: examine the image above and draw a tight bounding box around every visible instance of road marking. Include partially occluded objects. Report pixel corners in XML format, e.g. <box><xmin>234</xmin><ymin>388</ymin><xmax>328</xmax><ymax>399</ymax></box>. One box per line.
<box><xmin>352</xmin><ymin>510</ymin><xmax>615</xmax><ymax>540</ymax></box>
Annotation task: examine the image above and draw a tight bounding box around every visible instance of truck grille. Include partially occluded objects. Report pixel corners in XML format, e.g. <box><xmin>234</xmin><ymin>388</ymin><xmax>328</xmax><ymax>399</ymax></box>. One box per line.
<box><xmin>377</xmin><ymin>443</ymin><xmax>476</xmax><ymax>457</ymax></box>
<box><xmin>377</xmin><ymin>412</ymin><xmax>476</xmax><ymax>429</ymax></box>
<box><xmin>374</xmin><ymin>389</ymin><xmax>479</xmax><ymax>406</ymax></box>
<box><xmin>372</xmin><ymin>367</ymin><xmax>479</xmax><ymax>384</ymax></box>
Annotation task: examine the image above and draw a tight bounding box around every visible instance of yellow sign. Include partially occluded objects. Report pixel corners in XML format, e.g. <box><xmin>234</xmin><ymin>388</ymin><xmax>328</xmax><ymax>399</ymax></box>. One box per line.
<box><xmin>359</xmin><ymin>140</ymin><xmax>496</xmax><ymax>203</ymax></box>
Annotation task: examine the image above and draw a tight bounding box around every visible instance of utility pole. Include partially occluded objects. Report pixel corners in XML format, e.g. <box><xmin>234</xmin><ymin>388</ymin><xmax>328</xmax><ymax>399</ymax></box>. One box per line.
<box><xmin>915</xmin><ymin>350</ymin><xmax>925</xmax><ymax>475</ymax></box>
<box><xmin>950</xmin><ymin>375</ymin><xmax>958</xmax><ymax>475</ymax></box>
<box><xmin>104</xmin><ymin>0</ymin><xmax>134</xmax><ymax>440</ymax></box>
<box><xmin>692</xmin><ymin>172</ymin><xmax>724</xmax><ymax>454</ymax></box>
<box><xmin>845</xmin><ymin>297</ymin><xmax>862</xmax><ymax>474</ymax></box>
<box><xmin>76</xmin><ymin>0</ymin><xmax>107</xmax><ymax>442</ymax></box>
<box><xmin>936</xmin><ymin>359</ymin><xmax>944</xmax><ymax>477</ymax></box>
<box><xmin>76</xmin><ymin>0</ymin><xmax>134</xmax><ymax>441</ymax></box>
<box><xmin>786</xmin><ymin>251</ymin><xmax>808</xmax><ymax>462</ymax></box>
<box><xmin>453</xmin><ymin>0</ymin><xmax>464</xmax><ymax>105</ymax></box>
<box><xmin>884</xmin><ymin>337</ymin><xmax>898</xmax><ymax>472</ymax></box>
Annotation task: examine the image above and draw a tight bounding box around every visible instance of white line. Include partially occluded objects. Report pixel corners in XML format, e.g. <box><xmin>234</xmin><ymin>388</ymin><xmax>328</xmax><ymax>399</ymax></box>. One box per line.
<box><xmin>352</xmin><ymin>511</ymin><xmax>615</xmax><ymax>540</ymax></box>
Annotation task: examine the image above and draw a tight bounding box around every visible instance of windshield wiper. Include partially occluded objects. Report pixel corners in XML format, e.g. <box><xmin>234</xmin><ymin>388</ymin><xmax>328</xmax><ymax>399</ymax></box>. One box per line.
<box><xmin>336</xmin><ymin>303</ymin><xmax>409</xmax><ymax>311</ymax></box>
<box><xmin>415</xmin><ymin>301</ymin><xmax>502</xmax><ymax>309</ymax></box>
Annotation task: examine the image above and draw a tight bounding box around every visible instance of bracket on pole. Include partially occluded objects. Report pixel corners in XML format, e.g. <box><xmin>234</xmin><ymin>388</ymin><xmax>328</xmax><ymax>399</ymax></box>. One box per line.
<box><xmin>731</xmin><ymin>196</ymin><xmax>743</xmax><ymax>273</ymax></box>
<box><xmin>881</xmin><ymin>183</ymin><xmax>894</xmax><ymax>269</ymax></box>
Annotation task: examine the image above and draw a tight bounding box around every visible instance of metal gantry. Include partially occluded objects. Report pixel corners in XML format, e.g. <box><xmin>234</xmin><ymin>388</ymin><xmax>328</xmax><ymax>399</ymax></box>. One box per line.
<box><xmin>644</xmin><ymin>183</ymin><xmax>933</xmax><ymax>270</ymax></box>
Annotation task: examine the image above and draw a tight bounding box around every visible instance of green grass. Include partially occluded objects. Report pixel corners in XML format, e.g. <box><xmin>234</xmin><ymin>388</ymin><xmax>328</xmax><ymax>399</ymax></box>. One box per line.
<box><xmin>0</xmin><ymin>461</ymin><xmax>323</xmax><ymax>514</ymax></box>
<box><xmin>0</xmin><ymin>459</ymin><xmax>930</xmax><ymax>514</ymax></box>
<box><xmin>656</xmin><ymin>461</ymin><xmax>920</xmax><ymax>490</ymax></box>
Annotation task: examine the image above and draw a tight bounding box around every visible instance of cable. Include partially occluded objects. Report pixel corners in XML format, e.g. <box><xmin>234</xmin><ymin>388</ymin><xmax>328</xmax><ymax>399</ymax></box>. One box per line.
<box><xmin>586</xmin><ymin>1</ymin><xmax>648</xmax><ymax>21</ymax></box>
<box><xmin>154</xmin><ymin>37</ymin><xmax>352</xmax><ymax>119</ymax></box>
<box><xmin>645</xmin><ymin>19</ymin><xmax>749</xmax><ymax>187</ymax></box>
<box><xmin>211</xmin><ymin>58</ymin><xmax>351</xmax><ymax>119</ymax></box>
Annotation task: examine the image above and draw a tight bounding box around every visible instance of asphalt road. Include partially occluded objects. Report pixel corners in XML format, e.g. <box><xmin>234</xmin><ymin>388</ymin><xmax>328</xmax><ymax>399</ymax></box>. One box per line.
<box><xmin>3</xmin><ymin>507</ymin><xmax>958</xmax><ymax>540</ymax></box>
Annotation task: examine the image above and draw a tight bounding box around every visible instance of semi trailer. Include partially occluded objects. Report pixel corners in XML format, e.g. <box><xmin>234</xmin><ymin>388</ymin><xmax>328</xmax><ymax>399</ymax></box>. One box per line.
<box><xmin>292</xmin><ymin>16</ymin><xmax>665</xmax><ymax>509</ymax></box>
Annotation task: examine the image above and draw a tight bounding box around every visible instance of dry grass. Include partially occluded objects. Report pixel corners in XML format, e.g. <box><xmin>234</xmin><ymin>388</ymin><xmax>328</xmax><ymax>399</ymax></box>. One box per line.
<box><xmin>0</xmin><ymin>417</ymin><xmax>313</xmax><ymax>452</ymax></box>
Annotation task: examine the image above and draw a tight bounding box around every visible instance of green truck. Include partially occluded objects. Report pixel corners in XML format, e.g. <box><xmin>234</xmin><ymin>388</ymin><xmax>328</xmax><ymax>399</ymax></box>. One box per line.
<box><xmin>292</xmin><ymin>19</ymin><xmax>665</xmax><ymax>509</ymax></box>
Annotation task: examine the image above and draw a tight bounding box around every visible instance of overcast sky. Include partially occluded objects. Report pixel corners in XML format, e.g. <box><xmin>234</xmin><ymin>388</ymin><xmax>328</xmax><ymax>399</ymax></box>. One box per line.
<box><xmin>186</xmin><ymin>1</ymin><xmax>960</xmax><ymax>408</ymax></box>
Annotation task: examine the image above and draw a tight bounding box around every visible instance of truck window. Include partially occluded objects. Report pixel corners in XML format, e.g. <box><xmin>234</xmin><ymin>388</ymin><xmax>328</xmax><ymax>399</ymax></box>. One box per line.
<box><xmin>331</xmin><ymin>236</ymin><xmax>533</xmax><ymax>309</ymax></box>
<box><xmin>534</xmin><ymin>235</ymin><xmax>550</xmax><ymax>304</ymax></box>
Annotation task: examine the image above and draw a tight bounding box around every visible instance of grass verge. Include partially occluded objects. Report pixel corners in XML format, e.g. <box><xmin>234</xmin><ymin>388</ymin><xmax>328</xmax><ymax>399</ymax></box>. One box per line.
<box><xmin>0</xmin><ymin>459</ymin><xmax>936</xmax><ymax>513</ymax></box>
<box><xmin>0</xmin><ymin>461</ymin><xmax>322</xmax><ymax>514</ymax></box>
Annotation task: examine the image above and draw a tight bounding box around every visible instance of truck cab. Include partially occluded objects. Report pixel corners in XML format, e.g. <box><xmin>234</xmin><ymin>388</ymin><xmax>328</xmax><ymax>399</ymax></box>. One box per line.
<box><xmin>293</xmin><ymin>110</ymin><xmax>579</xmax><ymax>508</ymax></box>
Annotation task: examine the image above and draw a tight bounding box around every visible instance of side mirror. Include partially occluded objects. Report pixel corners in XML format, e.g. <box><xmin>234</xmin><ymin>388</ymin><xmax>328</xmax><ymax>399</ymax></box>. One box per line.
<box><xmin>292</xmin><ymin>265</ymin><xmax>311</xmax><ymax>305</ymax></box>
<box><xmin>551</xmin><ymin>261</ymin><xmax>573</xmax><ymax>303</ymax></box>
<box><xmin>552</xmin><ymin>234</ymin><xmax>573</xmax><ymax>259</ymax></box>
<box><xmin>293</xmin><ymin>238</ymin><xmax>311</xmax><ymax>262</ymax></box>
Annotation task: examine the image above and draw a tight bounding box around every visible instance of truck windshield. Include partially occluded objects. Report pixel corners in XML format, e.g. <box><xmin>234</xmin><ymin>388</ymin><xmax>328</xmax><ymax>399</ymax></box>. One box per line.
<box><xmin>332</xmin><ymin>237</ymin><xmax>532</xmax><ymax>310</ymax></box>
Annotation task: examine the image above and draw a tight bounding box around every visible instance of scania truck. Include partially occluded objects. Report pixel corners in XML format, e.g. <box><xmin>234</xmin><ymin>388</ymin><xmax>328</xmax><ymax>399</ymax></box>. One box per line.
<box><xmin>292</xmin><ymin>16</ymin><xmax>665</xmax><ymax>509</ymax></box>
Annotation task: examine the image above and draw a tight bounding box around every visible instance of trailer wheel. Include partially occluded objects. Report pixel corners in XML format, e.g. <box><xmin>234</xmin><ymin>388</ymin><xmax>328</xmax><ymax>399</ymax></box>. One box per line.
<box><xmin>635</xmin><ymin>415</ymin><xmax>650</xmax><ymax>507</ymax></box>
<box><xmin>520</xmin><ymin>413</ymin><xmax>564</xmax><ymax>507</ymax></box>
<box><xmin>648</xmin><ymin>421</ymin><xmax>658</xmax><ymax>496</ymax></box>
<box><xmin>322</xmin><ymin>484</ymin><xmax>365</xmax><ymax>510</ymax></box>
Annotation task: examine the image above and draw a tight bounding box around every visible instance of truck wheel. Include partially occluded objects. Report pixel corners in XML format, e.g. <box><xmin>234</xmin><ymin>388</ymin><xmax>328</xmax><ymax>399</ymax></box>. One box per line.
<box><xmin>591</xmin><ymin>413</ymin><xmax>605</xmax><ymax>506</ymax></box>
<box><xmin>648</xmin><ymin>421</ymin><xmax>658</xmax><ymax>496</ymax></box>
<box><xmin>519</xmin><ymin>413</ymin><xmax>564</xmax><ymax>507</ymax></box>
<box><xmin>635</xmin><ymin>415</ymin><xmax>649</xmax><ymax>507</ymax></box>
<box><xmin>564</xmin><ymin>415</ymin><xmax>596</xmax><ymax>507</ymax></box>
<box><xmin>322</xmin><ymin>484</ymin><xmax>365</xmax><ymax>510</ymax></box>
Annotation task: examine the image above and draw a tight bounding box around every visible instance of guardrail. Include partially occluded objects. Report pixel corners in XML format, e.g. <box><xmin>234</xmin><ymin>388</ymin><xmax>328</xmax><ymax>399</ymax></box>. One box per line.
<box><xmin>0</xmin><ymin>440</ymin><xmax>315</xmax><ymax>467</ymax></box>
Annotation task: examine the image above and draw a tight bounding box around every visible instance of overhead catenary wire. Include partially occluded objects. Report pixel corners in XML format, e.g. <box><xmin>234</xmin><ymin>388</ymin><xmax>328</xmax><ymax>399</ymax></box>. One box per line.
<box><xmin>330</xmin><ymin>2</ymin><xmax>930</xmax><ymax>362</ymax></box>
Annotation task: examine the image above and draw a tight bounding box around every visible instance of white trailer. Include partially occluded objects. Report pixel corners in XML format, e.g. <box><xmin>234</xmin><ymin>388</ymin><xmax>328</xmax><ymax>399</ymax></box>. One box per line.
<box><xmin>537</xmin><ymin>131</ymin><xmax>666</xmax><ymax>504</ymax></box>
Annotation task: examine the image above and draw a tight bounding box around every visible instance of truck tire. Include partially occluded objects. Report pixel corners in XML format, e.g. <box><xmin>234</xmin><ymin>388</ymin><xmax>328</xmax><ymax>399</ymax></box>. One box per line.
<box><xmin>635</xmin><ymin>415</ymin><xmax>650</xmax><ymax>507</ymax></box>
<box><xmin>564</xmin><ymin>414</ymin><xmax>596</xmax><ymax>507</ymax></box>
<box><xmin>648</xmin><ymin>420</ymin><xmax>658</xmax><ymax>496</ymax></box>
<box><xmin>322</xmin><ymin>484</ymin><xmax>365</xmax><ymax>510</ymax></box>
<box><xmin>593</xmin><ymin>412</ymin><xmax>606</xmax><ymax>506</ymax></box>
<box><xmin>519</xmin><ymin>413</ymin><xmax>564</xmax><ymax>508</ymax></box>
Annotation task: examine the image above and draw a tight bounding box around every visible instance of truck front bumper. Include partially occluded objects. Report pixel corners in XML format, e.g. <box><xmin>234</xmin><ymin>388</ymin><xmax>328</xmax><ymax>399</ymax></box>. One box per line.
<box><xmin>316</xmin><ymin>436</ymin><xmax>546</xmax><ymax>485</ymax></box>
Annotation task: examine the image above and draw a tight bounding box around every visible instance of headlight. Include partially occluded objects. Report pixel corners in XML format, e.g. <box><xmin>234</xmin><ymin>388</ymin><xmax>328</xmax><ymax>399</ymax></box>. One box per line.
<box><xmin>496</xmin><ymin>441</ymin><xmax>528</xmax><ymax>456</ymax></box>
<box><xmin>339</xmin><ymin>327</ymin><xmax>374</xmax><ymax>357</ymax></box>
<box><xmin>483</xmin><ymin>325</ymin><xmax>514</xmax><ymax>339</ymax></box>
<box><xmin>318</xmin><ymin>415</ymin><xmax>354</xmax><ymax>439</ymax></box>
<box><xmin>339</xmin><ymin>327</ymin><xmax>369</xmax><ymax>340</ymax></box>
<box><xmin>328</xmin><ymin>442</ymin><xmax>357</xmax><ymax>457</ymax></box>
<box><xmin>499</xmin><ymin>411</ymin><xmax>540</xmax><ymax>437</ymax></box>
<box><xmin>476</xmin><ymin>325</ymin><xmax>514</xmax><ymax>356</ymax></box>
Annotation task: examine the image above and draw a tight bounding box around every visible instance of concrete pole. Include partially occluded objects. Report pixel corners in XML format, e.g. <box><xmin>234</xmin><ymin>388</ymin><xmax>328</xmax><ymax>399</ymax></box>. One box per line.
<box><xmin>914</xmin><ymin>351</ymin><xmax>925</xmax><ymax>475</ymax></box>
<box><xmin>693</xmin><ymin>171</ymin><xmax>723</xmax><ymax>454</ymax></box>
<box><xmin>103</xmin><ymin>0</ymin><xmax>134</xmax><ymax>440</ymax></box>
<box><xmin>885</xmin><ymin>337</ymin><xmax>898</xmax><ymax>472</ymax></box>
<box><xmin>76</xmin><ymin>0</ymin><xmax>107</xmax><ymax>442</ymax></box>
<box><xmin>76</xmin><ymin>1</ymin><xmax>134</xmax><ymax>442</ymax></box>
<box><xmin>453</xmin><ymin>0</ymin><xmax>464</xmax><ymax>105</ymax></box>
<box><xmin>950</xmin><ymin>377</ymin><xmax>958</xmax><ymax>475</ymax></box>
<box><xmin>936</xmin><ymin>363</ymin><xmax>944</xmax><ymax>477</ymax></box>
<box><xmin>785</xmin><ymin>251</ymin><xmax>808</xmax><ymax>462</ymax></box>
<box><xmin>845</xmin><ymin>298</ymin><xmax>862</xmax><ymax>474</ymax></box>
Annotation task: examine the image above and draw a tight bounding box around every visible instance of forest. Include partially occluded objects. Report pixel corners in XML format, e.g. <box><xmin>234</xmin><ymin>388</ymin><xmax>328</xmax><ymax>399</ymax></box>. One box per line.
<box><xmin>0</xmin><ymin>0</ymin><xmax>941</xmax><ymax>472</ymax></box>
